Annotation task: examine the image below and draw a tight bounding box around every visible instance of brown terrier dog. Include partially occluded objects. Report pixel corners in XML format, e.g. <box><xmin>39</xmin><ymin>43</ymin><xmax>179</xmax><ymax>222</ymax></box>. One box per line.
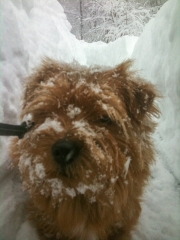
<box><xmin>9</xmin><ymin>59</ymin><xmax>159</xmax><ymax>240</ymax></box>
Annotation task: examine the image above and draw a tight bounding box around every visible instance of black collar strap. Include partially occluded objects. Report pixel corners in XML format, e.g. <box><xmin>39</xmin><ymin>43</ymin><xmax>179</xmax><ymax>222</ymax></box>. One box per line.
<box><xmin>0</xmin><ymin>121</ymin><xmax>34</xmax><ymax>139</ymax></box>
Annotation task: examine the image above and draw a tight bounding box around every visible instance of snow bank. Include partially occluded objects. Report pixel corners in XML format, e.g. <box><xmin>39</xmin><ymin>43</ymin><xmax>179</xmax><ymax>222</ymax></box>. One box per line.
<box><xmin>132</xmin><ymin>0</ymin><xmax>180</xmax><ymax>179</ymax></box>
<box><xmin>81</xmin><ymin>36</ymin><xmax>138</xmax><ymax>66</ymax></box>
<box><xmin>132</xmin><ymin>0</ymin><xmax>180</xmax><ymax>239</ymax></box>
<box><xmin>0</xmin><ymin>0</ymin><xmax>179</xmax><ymax>239</ymax></box>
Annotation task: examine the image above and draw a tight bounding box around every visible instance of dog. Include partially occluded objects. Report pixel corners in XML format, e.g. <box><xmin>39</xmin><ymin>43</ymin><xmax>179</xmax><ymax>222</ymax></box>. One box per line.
<box><xmin>9</xmin><ymin>58</ymin><xmax>160</xmax><ymax>240</ymax></box>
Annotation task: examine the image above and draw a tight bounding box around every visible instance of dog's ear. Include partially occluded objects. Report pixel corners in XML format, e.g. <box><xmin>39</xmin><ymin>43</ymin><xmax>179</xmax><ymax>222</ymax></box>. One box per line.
<box><xmin>22</xmin><ymin>58</ymin><xmax>68</xmax><ymax>111</ymax></box>
<box><xmin>119</xmin><ymin>60</ymin><xmax>159</xmax><ymax>122</ymax></box>
<box><xmin>103</xmin><ymin>60</ymin><xmax>159</xmax><ymax>122</ymax></box>
<box><xmin>120</xmin><ymin>79</ymin><xmax>158</xmax><ymax>122</ymax></box>
<box><xmin>23</xmin><ymin>58</ymin><xmax>62</xmax><ymax>98</ymax></box>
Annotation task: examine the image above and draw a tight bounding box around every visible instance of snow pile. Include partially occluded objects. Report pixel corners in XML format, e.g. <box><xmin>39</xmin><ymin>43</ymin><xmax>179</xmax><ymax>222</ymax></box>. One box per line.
<box><xmin>0</xmin><ymin>0</ymin><xmax>180</xmax><ymax>239</ymax></box>
<box><xmin>132</xmin><ymin>0</ymin><xmax>180</xmax><ymax>178</ymax></box>
<box><xmin>132</xmin><ymin>0</ymin><xmax>180</xmax><ymax>239</ymax></box>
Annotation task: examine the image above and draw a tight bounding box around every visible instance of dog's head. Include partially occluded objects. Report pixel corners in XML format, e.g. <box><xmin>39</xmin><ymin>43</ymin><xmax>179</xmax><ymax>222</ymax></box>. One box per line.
<box><xmin>10</xmin><ymin>58</ymin><xmax>159</xmax><ymax>206</ymax></box>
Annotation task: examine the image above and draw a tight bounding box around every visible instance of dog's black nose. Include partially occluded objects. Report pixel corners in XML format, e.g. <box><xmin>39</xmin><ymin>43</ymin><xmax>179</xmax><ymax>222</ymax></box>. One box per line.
<box><xmin>52</xmin><ymin>140</ymin><xmax>80</xmax><ymax>166</ymax></box>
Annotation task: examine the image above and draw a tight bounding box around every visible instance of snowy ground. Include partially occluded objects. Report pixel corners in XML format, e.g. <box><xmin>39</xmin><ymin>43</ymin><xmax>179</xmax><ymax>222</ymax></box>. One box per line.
<box><xmin>0</xmin><ymin>0</ymin><xmax>180</xmax><ymax>239</ymax></box>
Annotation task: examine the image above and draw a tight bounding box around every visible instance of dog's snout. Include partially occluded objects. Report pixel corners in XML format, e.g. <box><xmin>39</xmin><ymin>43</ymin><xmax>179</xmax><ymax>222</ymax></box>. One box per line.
<box><xmin>52</xmin><ymin>140</ymin><xmax>80</xmax><ymax>166</ymax></box>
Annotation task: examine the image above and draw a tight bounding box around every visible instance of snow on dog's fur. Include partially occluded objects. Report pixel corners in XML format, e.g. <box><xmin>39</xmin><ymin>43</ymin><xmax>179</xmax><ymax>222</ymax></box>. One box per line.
<box><xmin>9</xmin><ymin>59</ymin><xmax>160</xmax><ymax>240</ymax></box>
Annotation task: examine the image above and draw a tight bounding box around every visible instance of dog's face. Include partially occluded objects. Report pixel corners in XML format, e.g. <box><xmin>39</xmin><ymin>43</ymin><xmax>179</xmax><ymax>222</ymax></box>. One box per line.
<box><xmin>10</xmin><ymin>59</ymin><xmax>159</xmax><ymax>207</ymax></box>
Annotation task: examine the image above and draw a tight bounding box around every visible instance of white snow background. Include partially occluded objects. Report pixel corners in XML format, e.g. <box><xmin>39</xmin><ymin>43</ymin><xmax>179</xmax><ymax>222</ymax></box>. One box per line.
<box><xmin>0</xmin><ymin>0</ymin><xmax>180</xmax><ymax>239</ymax></box>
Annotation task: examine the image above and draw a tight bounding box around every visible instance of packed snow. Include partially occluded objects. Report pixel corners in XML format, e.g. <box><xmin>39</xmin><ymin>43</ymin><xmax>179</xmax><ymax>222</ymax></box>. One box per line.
<box><xmin>0</xmin><ymin>0</ymin><xmax>179</xmax><ymax>240</ymax></box>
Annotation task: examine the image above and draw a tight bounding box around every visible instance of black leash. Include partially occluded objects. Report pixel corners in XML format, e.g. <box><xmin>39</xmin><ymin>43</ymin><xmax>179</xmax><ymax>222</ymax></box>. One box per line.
<box><xmin>0</xmin><ymin>121</ymin><xmax>34</xmax><ymax>139</ymax></box>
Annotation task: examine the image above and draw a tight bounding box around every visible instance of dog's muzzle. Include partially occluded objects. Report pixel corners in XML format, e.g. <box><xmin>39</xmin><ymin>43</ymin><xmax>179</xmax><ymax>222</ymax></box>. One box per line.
<box><xmin>52</xmin><ymin>140</ymin><xmax>80</xmax><ymax>167</ymax></box>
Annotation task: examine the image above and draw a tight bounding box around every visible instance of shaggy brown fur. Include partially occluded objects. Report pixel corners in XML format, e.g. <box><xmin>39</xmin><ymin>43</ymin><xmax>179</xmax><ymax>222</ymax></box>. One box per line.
<box><xmin>9</xmin><ymin>59</ymin><xmax>160</xmax><ymax>240</ymax></box>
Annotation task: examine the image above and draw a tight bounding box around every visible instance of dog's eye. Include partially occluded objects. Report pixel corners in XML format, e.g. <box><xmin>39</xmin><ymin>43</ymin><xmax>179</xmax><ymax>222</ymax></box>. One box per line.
<box><xmin>99</xmin><ymin>115</ymin><xmax>113</xmax><ymax>125</ymax></box>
